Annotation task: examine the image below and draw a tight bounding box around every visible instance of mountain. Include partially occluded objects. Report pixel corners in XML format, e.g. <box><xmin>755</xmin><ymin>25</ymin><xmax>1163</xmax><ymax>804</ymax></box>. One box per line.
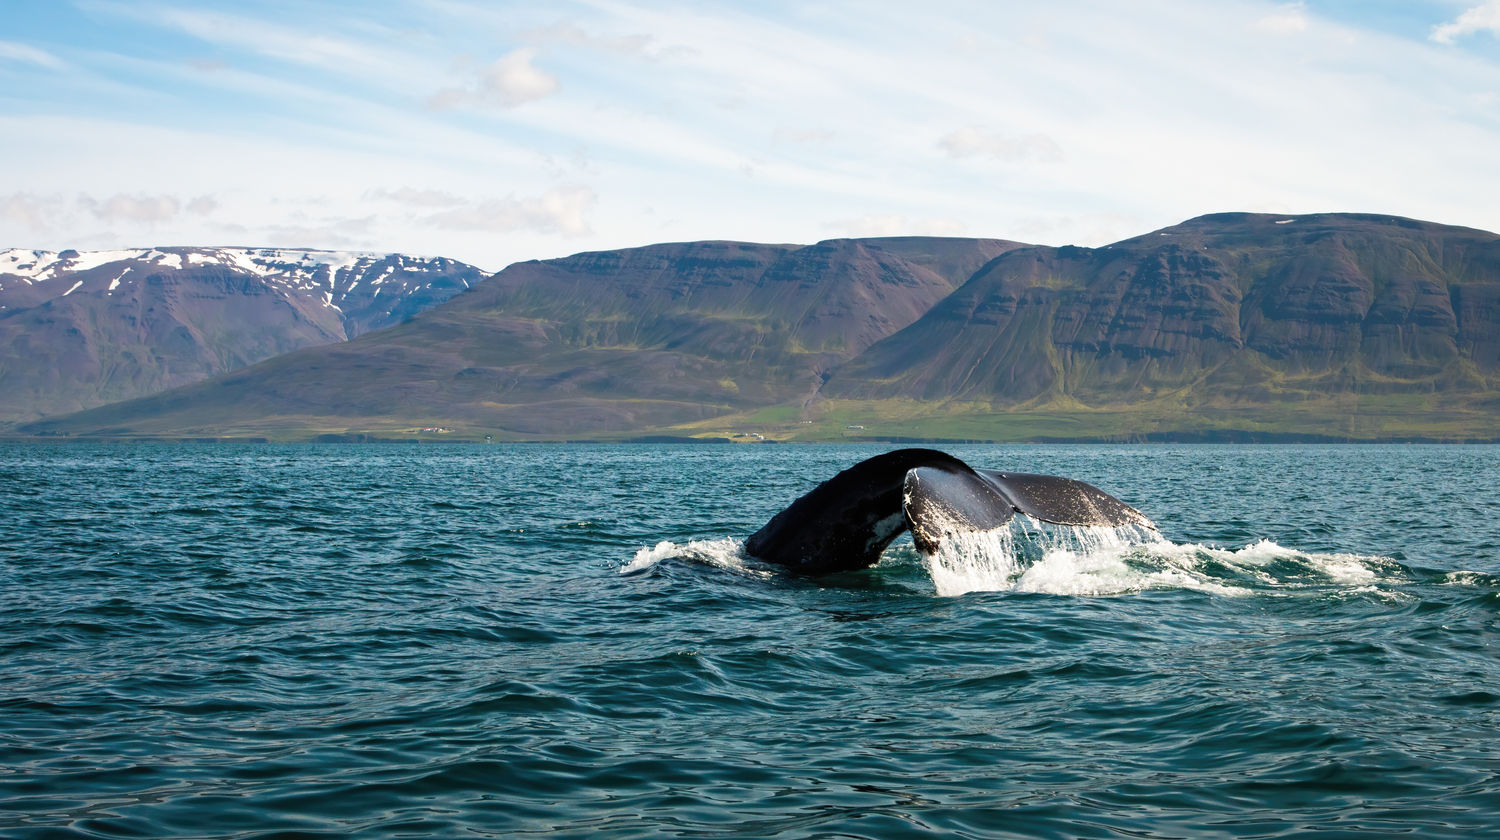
<box><xmin>0</xmin><ymin>247</ymin><xmax>487</xmax><ymax>422</ymax></box>
<box><xmin>17</xmin><ymin>237</ymin><xmax>1023</xmax><ymax>437</ymax></box>
<box><xmin>824</xmin><ymin>213</ymin><xmax>1500</xmax><ymax>439</ymax></box>
<box><xmin>19</xmin><ymin>215</ymin><xmax>1500</xmax><ymax>442</ymax></box>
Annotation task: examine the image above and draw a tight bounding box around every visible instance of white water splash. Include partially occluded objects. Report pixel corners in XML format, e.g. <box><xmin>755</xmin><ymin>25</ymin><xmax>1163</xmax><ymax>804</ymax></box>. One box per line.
<box><xmin>925</xmin><ymin>520</ymin><xmax>1400</xmax><ymax>598</ymax></box>
<box><xmin>623</xmin><ymin>525</ymin><xmax>1402</xmax><ymax>600</ymax></box>
<box><xmin>926</xmin><ymin>521</ymin><xmax>1176</xmax><ymax>597</ymax></box>
<box><xmin>621</xmin><ymin>538</ymin><xmax>762</xmax><ymax>577</ymax></box>
<box><xmin>924</xmin><ymin>529</ymin><xmax>1023</xmax><ymax>595</ymax></box>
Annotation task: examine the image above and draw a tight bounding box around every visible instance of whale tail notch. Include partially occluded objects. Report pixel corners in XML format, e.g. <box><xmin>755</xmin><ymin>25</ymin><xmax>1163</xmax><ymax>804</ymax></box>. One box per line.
<box><xmin>744</xmin><ymin>449</ymin><xmax>1153</xmax><ymax>575</ymax></box>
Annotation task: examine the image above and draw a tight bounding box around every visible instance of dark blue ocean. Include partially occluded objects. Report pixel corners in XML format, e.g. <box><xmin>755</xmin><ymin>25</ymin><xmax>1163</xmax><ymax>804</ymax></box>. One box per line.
<box><xmin>2</xmin><ymin>443</ymin><xmax>1498</xmax><ymax>839</ymax></box>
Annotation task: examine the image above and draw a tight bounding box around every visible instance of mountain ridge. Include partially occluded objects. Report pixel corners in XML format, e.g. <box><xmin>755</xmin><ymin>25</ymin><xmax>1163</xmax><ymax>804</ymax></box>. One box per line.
<box><xmin>17</xmin><ymin>215</ymin><xmax>1500</xmax><ymax>441</ymax></box>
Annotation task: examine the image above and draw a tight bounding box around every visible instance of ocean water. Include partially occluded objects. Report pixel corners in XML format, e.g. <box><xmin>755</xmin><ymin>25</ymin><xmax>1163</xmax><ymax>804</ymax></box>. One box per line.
<box><xmin>2</xmin><ymin>442</ymin><xmax>1498</xmax><ymax>839</ymax></box>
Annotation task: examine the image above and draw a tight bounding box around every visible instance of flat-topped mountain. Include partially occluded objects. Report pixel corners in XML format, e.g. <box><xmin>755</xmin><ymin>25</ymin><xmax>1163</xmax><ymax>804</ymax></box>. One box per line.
<box><xmin>0</xmin><ymin>247</ymin><xmax>487</xmax><ymax>422</ymax></box>
<box><xmin>19</xmin><ymin>237</ymin><xmax>1022</xmax><ymax>436</ymax></box>
<box><xmin>828</xmin><ymin>214</ymin><xmax>1500</xmax><ymax>407</ymax></box>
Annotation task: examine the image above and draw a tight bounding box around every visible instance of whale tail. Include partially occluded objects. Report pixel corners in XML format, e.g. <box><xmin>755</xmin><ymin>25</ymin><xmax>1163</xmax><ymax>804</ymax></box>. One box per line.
<box><xmin>744</xmin><ymin>449</ymin><xmax>1152</xmax><ymax>575</ymax></box>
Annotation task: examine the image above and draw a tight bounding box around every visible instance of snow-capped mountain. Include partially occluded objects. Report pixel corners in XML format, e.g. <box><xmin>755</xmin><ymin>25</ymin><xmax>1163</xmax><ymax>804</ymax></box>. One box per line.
<box><xmin>0</xmin><ymin>246</ymin><xmax>490</xmax><ymax>424</ymax></box>
<box><xmin>1</xmin><ymin>247</ymin><xmax>487</xmax><ymax>336</ymax></box>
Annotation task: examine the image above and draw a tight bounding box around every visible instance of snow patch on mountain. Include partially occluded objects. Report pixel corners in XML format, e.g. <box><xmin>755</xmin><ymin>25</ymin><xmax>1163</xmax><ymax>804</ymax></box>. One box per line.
<box><xmin>1</xmin><ymin>248</ymin><xmax>147</xmax><ymax>282</ymax></box>
<box><xmin>0</xmin><ymin>247</ymin><xmax>487</xmax><ymax>312</ymax></box>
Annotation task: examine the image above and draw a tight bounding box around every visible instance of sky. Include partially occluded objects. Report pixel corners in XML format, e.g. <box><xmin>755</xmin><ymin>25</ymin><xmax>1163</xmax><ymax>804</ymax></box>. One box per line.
<box><xmin>1</xmin><ymin>0</ymin><xmax>1498</xmax><ymax>271</ymax></box>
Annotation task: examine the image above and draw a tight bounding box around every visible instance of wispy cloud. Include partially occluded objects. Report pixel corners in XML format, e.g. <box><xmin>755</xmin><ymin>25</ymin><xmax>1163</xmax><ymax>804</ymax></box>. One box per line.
<box><xmin>364</xmin><ymin>187</ymin><xmax>467</xmax><ymax>208</ymax></box>
<box><xmin>135</xmin><ymin>5</ymin><xmax>393</xmax><ymax>77</ymax></box>
<box><xmin>78</xmin><ymin>193</ymin><xmax>216</xmax><ymax>223</ymax></box>
<box><xmin>1</xmin><ymin>193</ymin><xmax>66</xmax><ymax>231</ymax></box>
<box><xmin>81</xmin><ymin>193</ymin><xmax>182</xmax><ymax>224</ymax></box>
<box><xmin>2</xmin><ymin>191</ymin><xmax>216</xmax><ymax>232</ymax></box>
<box><xmin>523</xmin><ymin>21</ymin><xmax>691</xmax><ymax>61</ymax></box>
<box><xmin>0</xmin><ymin>40</ymin><xmax>64</xmax><ymax>69</ymax></box>
<box><xmin>773</xmin><ymin>127</ymin><xmax>837</xmax><ymax>145</ymax></box>
<box><xmin>3</xmin><ymin>1</ymin><xmax>1500</xmax><ymax>269</ymax></box>
<box><xmin>421</xmin><ymin>186</ymin><xmax>596</xmax><ymax>236</ymax></box>
<box><xmin>428</xmin><ymin>48</ymin><xmax>559</xmax><ymax>110</ymax></box>
<box><xmin>185</xmin><ymin>195</ymin><xmax>218</xmax><ymax>215</ymax></box>
<box><xmin>1254</xmin><ymin>2</ymin><xmax>1310</xmax><ymax>35</ymax></box>
<box><xmin>1432</xmin><ymin>1</ymin><xmax>1500</xmax><ymax>44</ymax></box>
<box><xmin>261</xmin><ymin>215</ymin><xmax>378</xmax><ymax>249</ymax></box>
<box><xmin>938</xmin><ymin>127</ymin><xmax>1063</xmax><ymax>163</ymax></box>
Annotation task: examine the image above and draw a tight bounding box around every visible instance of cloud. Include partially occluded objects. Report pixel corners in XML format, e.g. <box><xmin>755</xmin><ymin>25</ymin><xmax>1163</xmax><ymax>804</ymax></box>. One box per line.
<box><xmin>938</xmin><ymin>127</ymin><xmax>1063</xmax><ymax>163</ymax></box>
<box><xmin>364</xmin><ymin>187</ymin><xmax>466</xmax><ymax>208</ymax></box>
<box><xmin>422</xmin><ymin>186</ymin><xmax>596</xmax><ymax>236</ymax></box>
<box><xmin>8</xmin><ymin>2</ymin><xmax>1500</xmax><ymax>267</ymax></box>
<box><xmin>522</xmin><ymin>21</ymin><xmax>698</xmax><ymax>62</ymax></box>
<box><xmin>1432</xmin><ymin>1</ymin><xmax>1500</xmax><ymax>43</ymax></box>
<box><xmin>80</xmin><ymin>193</ymin><xmax>182</xmax><ymax>223</ymax></box>
<box><xmin>261</xmin><ymin>215</ymin><xmax>378</xmax><ymax>248</ymax></box>
<box><xmin>428</xmin><ymin>48</ymin><xmax>559</xmax><ymax>110</ymax></box>
<box><xmin>132</xmin><ymin>6</ymin><xmax>391</xmax><ymax>77</ymax></box>
<box><xmin>525</xmin><ymin>22</ymin><xmax>659</xmax><ymax>59</ymax></box>
<box><xmin>0</xmin><ymin>40</ymin><xmax>64</xmax><ymax>69</ymax></box>
<box><xmin>773</xmin><ymin>127</ymin><xmax>838</xmax><ymax>145</ymax></box>
<box><xmin>1254</xmin><ymin>2</ymin><xmax>1310</xmax><ymax>35</ymax></box>
<box><xmin>186</xmin><ymin>57</ymin><xmax>227</xmax><ymax>73</ymax></box>
<box><xmin>191</xmin><ymin>211</ymin><xmax>380</xmax><ymax>250</ymax></box>
<box><xmin>186</xmin><ymin>195</ymin><xmax>219</xmax><ymax>215</ymax></box>
<box><xmin>826</xmin><ymin>215</ymin><xmax>968</xmax><ymax>237</ymax></box>
<box><xmin>1</xmin><ymin>193</ymin><xmax>66</xmax><ymax>231</ymax></box>
<box><xmin>3</xmin><ymin>191</ymin><xmax>212</xmax><ymax>233</ymax></box>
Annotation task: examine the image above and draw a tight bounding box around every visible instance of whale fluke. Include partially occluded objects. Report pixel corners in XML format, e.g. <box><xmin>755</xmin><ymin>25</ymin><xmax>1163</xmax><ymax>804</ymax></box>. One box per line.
<box><xmin>743</xmin><ymin>449</ymin><xmax>968</xmax><ymax>576</ymax></box>
<box><xmin>902</xmin><ymin>465</ymin><xmax>1016</xmax><ymax>554</ymax></box>
<box><xmin>975</xmin><ymin>470</ymin><xmax>1154</xmax><ymax>529</ymax></box>
<box><xmin>745</xmin><ymin>449</ymin><xmax>1152</xmax><ymax>575</ymax></box>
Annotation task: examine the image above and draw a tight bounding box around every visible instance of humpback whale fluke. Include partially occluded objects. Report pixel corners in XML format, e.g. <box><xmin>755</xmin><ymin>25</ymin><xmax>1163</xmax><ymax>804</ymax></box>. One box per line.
<box><xmin>745</xmin><ymin>449</ymin><xmax>1153</xmax><ymax>575</ymax></box>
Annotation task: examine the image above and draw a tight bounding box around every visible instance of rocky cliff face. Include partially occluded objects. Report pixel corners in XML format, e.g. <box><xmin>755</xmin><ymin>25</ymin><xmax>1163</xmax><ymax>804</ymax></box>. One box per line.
<box><xmin>827</xmin><ymin>214</ymin><xmax>1500</xmax><ymax>406</ymax></box>
<box><xmin>0</xmin><ymin>248</ymin><xmax>486</xmax><ymax>422</ymax></box>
